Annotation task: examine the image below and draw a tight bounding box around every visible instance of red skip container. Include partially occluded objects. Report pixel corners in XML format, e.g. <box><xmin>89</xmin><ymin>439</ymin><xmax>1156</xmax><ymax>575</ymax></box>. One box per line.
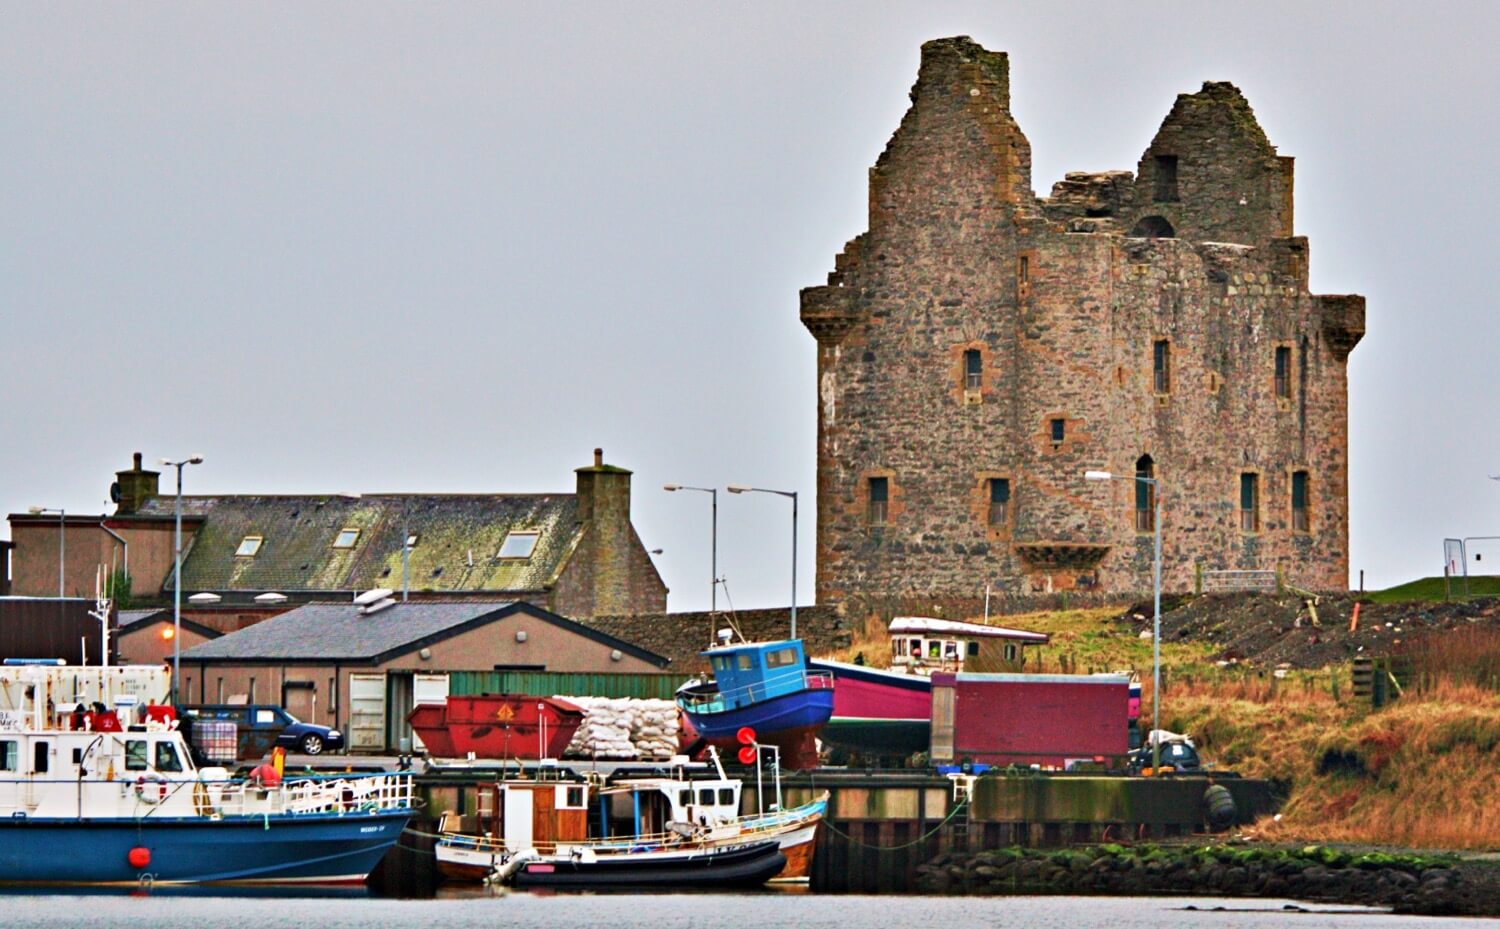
<box><xmin>407</xmin><ymin>694</ymin><xmax>584</xmax><ymax>760</ymax></box>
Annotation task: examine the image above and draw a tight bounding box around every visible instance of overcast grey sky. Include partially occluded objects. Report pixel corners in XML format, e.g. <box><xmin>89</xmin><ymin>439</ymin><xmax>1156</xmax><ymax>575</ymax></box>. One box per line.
<box><xmin>3</xmin><ymin>2</ymin><xmax>1498</xmax><ymax>610</ymax></box>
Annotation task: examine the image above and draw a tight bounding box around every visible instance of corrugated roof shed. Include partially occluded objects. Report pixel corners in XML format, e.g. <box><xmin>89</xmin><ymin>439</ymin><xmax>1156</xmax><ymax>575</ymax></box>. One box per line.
<box><xmin>137</xmin><ymin>494</ymin><xmax>581</xmax><ymax>595</ymax></box>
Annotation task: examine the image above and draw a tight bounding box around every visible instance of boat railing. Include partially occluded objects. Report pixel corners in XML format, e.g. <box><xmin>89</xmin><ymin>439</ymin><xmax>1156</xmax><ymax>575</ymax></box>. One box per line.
<box><xmin>0</xmin><ymin>771</ymin><xmax>415</xmax><ymax>820</ymax></box>
<box><xmin>678</xmin><ymin>670</ymin><xmax>835</xmax><ymax>713</ymax></box>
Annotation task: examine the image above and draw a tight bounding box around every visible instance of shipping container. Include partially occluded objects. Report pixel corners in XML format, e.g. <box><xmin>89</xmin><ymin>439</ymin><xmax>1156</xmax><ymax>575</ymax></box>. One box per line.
<box><xmin>929</xmin><ymin>672</ymin><xmax>1130</xmax><ymax>769</ymax></box>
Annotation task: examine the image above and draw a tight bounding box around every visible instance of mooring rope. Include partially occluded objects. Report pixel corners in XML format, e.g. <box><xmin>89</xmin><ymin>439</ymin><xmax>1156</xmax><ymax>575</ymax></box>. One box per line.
<box><xmin>814</xmin><ymin>797</ymin><xmax>968</xmax><ymax>851</ymax></box>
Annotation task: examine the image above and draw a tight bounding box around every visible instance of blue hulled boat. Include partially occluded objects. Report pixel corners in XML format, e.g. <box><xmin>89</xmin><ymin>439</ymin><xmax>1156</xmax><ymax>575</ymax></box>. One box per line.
<box><xmin>675</xmin><ymin>640</ymin><xmax>833</xmax><ymax>769</ymax></box>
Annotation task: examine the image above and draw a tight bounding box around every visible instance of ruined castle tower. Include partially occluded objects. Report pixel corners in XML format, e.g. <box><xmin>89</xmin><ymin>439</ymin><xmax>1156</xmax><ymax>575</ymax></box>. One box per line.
<box><xmin>800</xmin><ymin>37</ymin><xmax>1364</xmax><ymax>612</ymax></box>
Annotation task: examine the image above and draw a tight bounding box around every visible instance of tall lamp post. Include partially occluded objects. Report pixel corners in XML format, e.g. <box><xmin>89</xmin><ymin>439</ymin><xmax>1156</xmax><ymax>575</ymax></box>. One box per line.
<box><xmin>26</xmin><ymin>506</ymin><xmax>65</xmax><ymax>599</ymax></box>
<box><xmin>663</xmin><ymin>485</ymin><xmax>718</xmax><ymax>621</ymax></box>
<box><xmin>726</xmin><ymin>485</ymin><xmax>798</xmax><ymax>640</ymax></box>
<box><xmin>162</xmin><ymin>455</ymin><xmax>204</xmax><ymax>705</ymax></box>
<box><xmin>1085</xmin><ymin>468</ymin><xmax>1163</xmax><ymax>772</ymax></box>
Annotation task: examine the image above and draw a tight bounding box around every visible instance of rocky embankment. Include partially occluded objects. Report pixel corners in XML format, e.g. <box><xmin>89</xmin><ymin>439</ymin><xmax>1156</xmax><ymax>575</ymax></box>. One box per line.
<box><xmin>914</xmin><ymin>844</ymin><xmax>1495</xmax><ymax>916</ymax></box>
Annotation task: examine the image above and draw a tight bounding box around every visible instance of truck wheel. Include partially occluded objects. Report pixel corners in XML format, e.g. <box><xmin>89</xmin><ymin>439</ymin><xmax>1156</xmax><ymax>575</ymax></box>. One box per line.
<box><xmin>300</xmin><ymin>733</ymin><xmax>325</xmax><ymax>755</ymax></box>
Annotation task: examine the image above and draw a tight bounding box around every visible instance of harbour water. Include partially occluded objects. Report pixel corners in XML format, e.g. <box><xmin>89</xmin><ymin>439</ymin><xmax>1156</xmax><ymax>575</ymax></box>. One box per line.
<box><xmin>0</xmin><ymin>890</ymin><xmax>1484</xmax><ymax>929</ymax></box>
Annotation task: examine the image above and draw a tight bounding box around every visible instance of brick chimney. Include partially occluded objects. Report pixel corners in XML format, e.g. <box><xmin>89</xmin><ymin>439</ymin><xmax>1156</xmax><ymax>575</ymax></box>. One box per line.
<box><xmin>113</xmin><ymin>452</ymin><xmax>160</xmax><ymax>515</ymax></box>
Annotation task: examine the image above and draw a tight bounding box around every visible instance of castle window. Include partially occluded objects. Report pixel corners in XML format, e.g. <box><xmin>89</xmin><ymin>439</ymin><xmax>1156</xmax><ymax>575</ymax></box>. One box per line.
<box><xmin>963</xmin><ymin>349</ymin><xmax>983</xmax><ymax>391</ymax></box>
<box><xmin>1240</xmin><ymin>473</ymin><xmax>1261</xmax><ymax>532</ymax></box>
<box><xmin>333</xmin><ymin>528</ymin><xmax>360</xmax><ymax>549</ymax></box>
<box><xmin>235</xmin><ymin>536</ymin><xmax>263</xmax><ymax>557</ymax></box>
<box><xmin>1050</xmin><ymin>418</ymin><xmax>1066</xmax><ymax>444</ymax></box>
<box><xmin>1018</xmin><ymin>254</ymin><xmax>1030</xmax><ymax>284</ymax></box>
<box><xmin>1292</xmin><ymin>470</ymin><xmax>1310</xmax><ymax>533</ymax></box>
<box><xmin>498</xmin><ymin>531</ymin><xmax>540</xmax><ymax>560</ymax></box>
<box><xmin>988</xmin><ymin>478</ymin><xmax>1011</xmax><ymax>527</ymax></box>
<box><xmin>868</xmin><ymin>477</ymin><xmax>889</xmax><ymax>526</ymax></box>
<box><xmin>1275</xmin><ymin>346</ymin><xmax>1292</xmax><ymax>399</ymax></box>
<box><xmin>1135</xmin><ymin>456</ymin><xmax>1155</xmax><ymax>532</ymax></box>
<box><xmin>1152</xmin><ymin>340</ymin><xmax>1171</xmax><ymax>394</ymax></box>
<box><xmin>1153</xmin><ymin>155</ymin><xmax>1179</xmax><ymax>202</ymax></box>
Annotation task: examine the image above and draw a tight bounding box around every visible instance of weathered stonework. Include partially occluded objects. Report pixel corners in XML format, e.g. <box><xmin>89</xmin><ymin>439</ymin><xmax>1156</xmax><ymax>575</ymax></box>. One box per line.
<box><xmin>801</xmin><ymin>38</ymin><xmax>1364</xmax><ymax>610</ymax></box>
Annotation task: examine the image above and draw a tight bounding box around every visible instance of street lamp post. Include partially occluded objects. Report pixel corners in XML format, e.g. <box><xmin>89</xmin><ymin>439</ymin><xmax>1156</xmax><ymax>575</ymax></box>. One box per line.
<box><xmin>663</xmin><ymin>485</ymin><xmax>718</xmax><ymax>619</ymax></box>
<box><xmin>162</xmin><ymin>455</ymin><xmax>204</xmax><ymax>705</ymax></box>
<box><xmin>727</xmin><ymin>485</ymin><xmax>798</xmax><ymax>640</ymax></box>
<box><xmin>1085</xmin><ymin>468</ymin><xmax>1163</xmax><ymax>772</ymax></box>
<box><xmin>27</xmin><ymin>507</ymin><xmax>65</xmax><ymax>599</ymax></box>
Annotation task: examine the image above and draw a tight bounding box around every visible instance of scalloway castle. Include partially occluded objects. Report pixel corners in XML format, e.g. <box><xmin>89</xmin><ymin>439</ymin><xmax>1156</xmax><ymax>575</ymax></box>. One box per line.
<box><xmin>800</xmin><ymin>37</ymin><xmax>1364</xmax><ymax>614</ymax></box>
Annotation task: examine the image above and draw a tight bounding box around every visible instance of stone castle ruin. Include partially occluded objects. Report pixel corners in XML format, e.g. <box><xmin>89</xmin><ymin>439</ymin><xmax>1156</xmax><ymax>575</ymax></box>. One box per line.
<box><xmin>800</xmin><ymin>37</ymin><xmax>1364</xmax><ymax>612</ymax></box>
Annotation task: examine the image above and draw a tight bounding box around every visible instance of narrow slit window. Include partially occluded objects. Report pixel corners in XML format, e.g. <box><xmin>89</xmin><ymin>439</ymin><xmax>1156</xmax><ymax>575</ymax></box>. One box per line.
<box><xmin>498</xmin><ymin>531</ymin><xmax>540</xmax><ymax>560</ymax></box>
<box><xmin>1018</xmin><ymin>255</ymin><xmax>1030</xmax><ymax>284</ymax></box>
<box><xmin>868</xmin><ymin>477</ymin><xmax>889</xmax><ymax>526</ymax></box>
<box><xmin>1240</xmin><ymin>473</ymin><xmax>1261</xmax><ymax>532</ymax></box>
<box><xmin>988</xmin><ymin>478</ymin><xmax>1010</xmax><ymax>527</ymax></box>
<box><xmin>1275</xmin><ymin>346</ymin><xmax>1292</xmax><ymax>399</ymax></box>
<box><xmin>963</xmin><ymin>349</ymin><xmax>982</xmax><ymax>390</ymax></box>
<box><xmin>1153</xmin><ymin>340</ymin><xmax>1171</xmax><ymax>393</ymax></box>
<box><xmin>1292</xmin><ymin>470</ymin><xmax>1310</xmax><ymax>533</ymax></box>
<box><xmin>235</xmin><ymin>536</ymin><xmax>263</xmax><ymax>557</ymax></box>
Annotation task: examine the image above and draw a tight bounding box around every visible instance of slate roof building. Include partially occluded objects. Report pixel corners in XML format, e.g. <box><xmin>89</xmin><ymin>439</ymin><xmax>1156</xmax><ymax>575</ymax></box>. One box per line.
<box><xmin>7</xmin><ymin>449</ymin><xmax>668</xmax><ymax>625</ymax></box>
<box><xmin>179</xmin><ymin>599</ymin><xmax>671</xmax><ymax>752</ymax></box>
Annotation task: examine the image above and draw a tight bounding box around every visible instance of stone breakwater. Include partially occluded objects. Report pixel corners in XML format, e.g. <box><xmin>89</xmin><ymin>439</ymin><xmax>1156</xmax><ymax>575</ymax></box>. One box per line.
<box><xmin>914</xmin><ymin>844</ymin><xmax>1489</xmax><ymax>917</ymax></box>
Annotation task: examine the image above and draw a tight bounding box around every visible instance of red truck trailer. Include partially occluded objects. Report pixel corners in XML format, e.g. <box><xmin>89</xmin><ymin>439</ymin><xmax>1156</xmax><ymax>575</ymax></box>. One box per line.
<box><xmin>929</xmin><ymin>672</ymin><xmax>1130</xmax><ymax>769</ymax></box>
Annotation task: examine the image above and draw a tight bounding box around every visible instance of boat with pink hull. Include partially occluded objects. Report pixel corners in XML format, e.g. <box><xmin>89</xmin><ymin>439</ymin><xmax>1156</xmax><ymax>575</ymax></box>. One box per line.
<box><xmin>809</xmin><ymin>616</ymin><xmax>1049</xmax><ymax>759</ymax></box>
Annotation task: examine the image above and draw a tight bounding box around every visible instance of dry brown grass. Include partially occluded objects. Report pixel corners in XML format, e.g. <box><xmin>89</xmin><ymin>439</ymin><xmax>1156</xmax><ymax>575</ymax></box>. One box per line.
<box><xmin>1170</xmin><ymin>682</ymin><xmax>1500</xmax><ymax>849</ymax></box>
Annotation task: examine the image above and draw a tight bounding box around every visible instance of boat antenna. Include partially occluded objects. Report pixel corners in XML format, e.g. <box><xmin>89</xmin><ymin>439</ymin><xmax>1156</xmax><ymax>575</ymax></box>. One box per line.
<box><xmin>716</xmin><ymin>580</ymin><xmax>748</xmax><ymax>644</ymax></box>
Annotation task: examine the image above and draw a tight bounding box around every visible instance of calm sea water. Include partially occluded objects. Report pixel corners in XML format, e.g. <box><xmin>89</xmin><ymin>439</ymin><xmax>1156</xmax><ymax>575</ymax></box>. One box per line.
<box><xmin>0</xmin><ymin>890</ymin><xmax>1484</xmax><ymax>929</ymax></box>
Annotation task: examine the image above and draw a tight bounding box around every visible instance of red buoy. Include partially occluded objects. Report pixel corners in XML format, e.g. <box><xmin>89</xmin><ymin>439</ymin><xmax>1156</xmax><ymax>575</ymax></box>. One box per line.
<box><xmin>128</xmin><ymin>846</ymin><xmax>151</xmax><ymax>869</ymax></box>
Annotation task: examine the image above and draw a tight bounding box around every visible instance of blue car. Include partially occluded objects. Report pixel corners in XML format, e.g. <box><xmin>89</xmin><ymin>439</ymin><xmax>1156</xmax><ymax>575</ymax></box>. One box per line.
<box><xmin>182</xmin><ymin>705</ymin><xmax>345</xmax><ymax>758</ymax></box>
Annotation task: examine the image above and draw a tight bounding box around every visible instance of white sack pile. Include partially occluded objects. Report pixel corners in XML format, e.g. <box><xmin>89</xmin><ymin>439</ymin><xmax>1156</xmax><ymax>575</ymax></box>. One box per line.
<box><xmin>557</xmin><ymin>696</ymin><xmax>682</xmax><ymax>760</ymax></box>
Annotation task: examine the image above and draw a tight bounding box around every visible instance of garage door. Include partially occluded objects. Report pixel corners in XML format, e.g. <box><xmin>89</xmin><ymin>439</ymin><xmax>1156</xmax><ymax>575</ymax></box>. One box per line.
<box><xmin>348</xmin><ymin>674</ymin><xmax>387</xmax><ymax>753</ymax></box>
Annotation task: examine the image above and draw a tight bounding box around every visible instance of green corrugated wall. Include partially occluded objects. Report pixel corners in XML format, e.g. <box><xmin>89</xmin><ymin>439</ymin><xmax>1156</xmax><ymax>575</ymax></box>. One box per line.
<box><xmin>446</xmin><ymin>670</ymin><xmax>691</xmax><ymax>700</ymax></box>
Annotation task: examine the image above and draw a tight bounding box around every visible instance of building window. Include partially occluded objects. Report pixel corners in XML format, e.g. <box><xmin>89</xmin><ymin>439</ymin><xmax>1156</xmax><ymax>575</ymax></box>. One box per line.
<box><xmin>1275</xmin><ymin>346</ymin><xmax>1291</xmax><ymax>399</ymax></box>
<box><xmin>963</xmin><ymin>349</ymin><xmax>982</xmax><ymax>390</ymax></box>
<box><xmin>1153</xmin><ymin>154</ymin><xmax>1179</xmax><ymax>202</ymax></box>
<box><xmin>1152</xmin><ymin>340</ymin><xmax>1171</xmax><ymax>393</ymax></box>
<box><xmin>249</xmin><ymin>677</ymin><xmax>257</xmax><ymax>703</ymax></box>
<box><xmin>1292</xmin><ymin>470</ymin><xmax>1310</xmax><ymax>533</ymax></box>
<box><xmin>988</xmin><ymin>478</ymin><xmax>1010</xmax><ymax>527</ymax></box>
<box><xmin>868</xmin><ymin>477</ymin><xmax>889</xmax><ymax>526</ymax></box>
<box><xmin>498</xmin><ymin>531</ymin><xmax>540</xmax><ymax>560</ymax></box>
<box><xmin>1135</xmin><ymin>456</ymin><xmax>1155</xmax><ymax>532</ymax></box>
<box><xmin>405</xmin><ymin>532</ymin><xmax>419</xmax><ymax>549</ymax></box>
<box><xmin>235</xmin><ymin>536</ymin><xmax>263</xmax><ymax>557</ymax></box>
<box><xmin>333</xmin><ymin>528</ymin><xmax>360</xmax><ymax>549</ymax></box>
<box><xmin>1240</xmin><ymin>473</ymin><xmax>1260</xmax><ymax>532</ymax></box>
<box><xmin>1050</xmin><ymin>418</ymin><xmax>1066</xmax><ymax>444</ymax></box>
<box><xmin>1018</xmin><ymin>254</ymin><xmax>1030</xmax><ymax>284</ymax></box>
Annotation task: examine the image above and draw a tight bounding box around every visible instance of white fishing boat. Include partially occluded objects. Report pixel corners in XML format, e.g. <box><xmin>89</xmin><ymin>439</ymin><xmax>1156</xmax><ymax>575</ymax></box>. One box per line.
<box><xmin>434</xmin><ymin>753</ymin><xmax>826</xmax><ymax>886</ymax></box>
<box><xmin>0</xmin><ymin>661</ymin><xmax>414</xmax><ymax>885</ymax></box>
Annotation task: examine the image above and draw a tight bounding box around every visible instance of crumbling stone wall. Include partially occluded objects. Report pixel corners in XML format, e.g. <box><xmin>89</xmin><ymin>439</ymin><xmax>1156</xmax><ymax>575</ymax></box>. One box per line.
<box><xmin>801</xmin><ymin>37</ymin><xmax>1364</xmax><ymax>612</ymax></box>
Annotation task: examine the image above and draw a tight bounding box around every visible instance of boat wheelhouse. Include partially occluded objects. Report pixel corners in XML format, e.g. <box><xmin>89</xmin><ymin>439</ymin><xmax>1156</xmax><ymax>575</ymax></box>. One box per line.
<box><xmin>889</xmin><ymin>616</ymin><xmax>1049</xmax><ymax>674</ymax></box>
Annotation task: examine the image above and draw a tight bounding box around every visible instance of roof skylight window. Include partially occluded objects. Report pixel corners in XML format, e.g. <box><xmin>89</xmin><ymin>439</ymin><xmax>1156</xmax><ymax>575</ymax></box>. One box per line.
<box><xmin>498</xmin><ymin>531</ymin><xmax>540</xmax><ymax>560</ymax></box>
<box><xmin>333</xmin><ymin>528</ymin><xmax>361</xmax><ymax>549</ymax></box>
<box><xmin>235</xmin><ymin>536</ymin><xmax>263</xmax><ymax>557</ymax></box>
